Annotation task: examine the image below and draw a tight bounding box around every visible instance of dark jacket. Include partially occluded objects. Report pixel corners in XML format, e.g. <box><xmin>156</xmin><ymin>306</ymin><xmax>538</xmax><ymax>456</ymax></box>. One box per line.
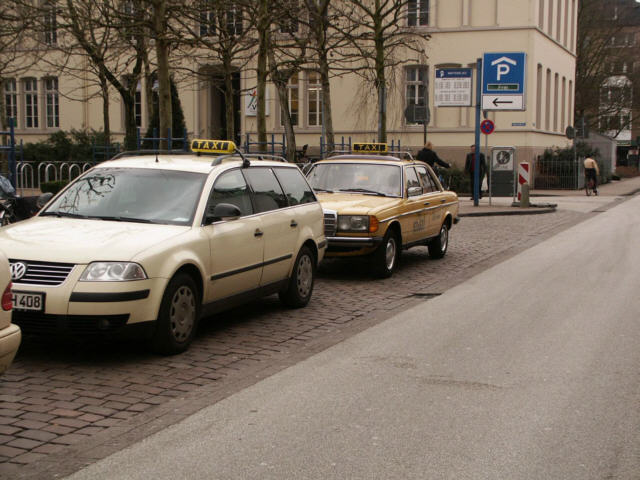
<box><xmin>417</xmin><ymin>148</ymin><xmax>450</xmax><ymax>169</ymax></box>
<box><xmin>465</xmin><ymin>152</ymin><xmax>486</xmax><ymax>176</ymax></box>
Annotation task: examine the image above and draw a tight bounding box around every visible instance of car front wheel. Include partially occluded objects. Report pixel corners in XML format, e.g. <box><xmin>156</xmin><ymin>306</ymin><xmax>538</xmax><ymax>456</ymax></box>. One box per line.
<box><xmin>151</xmin><ymin>273</ymin><xmax>200</xmax><ymax>355</ymax></box>
<box><xmin>372</xmin><ymin>229</ymin><xmax>399</xmax><ymax>278</ymax></box>
<box><xmin>428</xmin><ymin>223</ymin><xmax>449</xmax><ymax>259</ymax></box>
<box><xmin>279</xmin><ymin>246</ymin><xmax>315</xmax><ymax>308</ymax></box>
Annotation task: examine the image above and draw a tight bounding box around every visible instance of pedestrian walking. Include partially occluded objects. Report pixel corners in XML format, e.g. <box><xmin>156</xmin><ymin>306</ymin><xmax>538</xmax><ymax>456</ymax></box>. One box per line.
<box><xmin>465</xmin><ymin>144</ymin><xmax>486</xmax><ymax>199</ymax></box>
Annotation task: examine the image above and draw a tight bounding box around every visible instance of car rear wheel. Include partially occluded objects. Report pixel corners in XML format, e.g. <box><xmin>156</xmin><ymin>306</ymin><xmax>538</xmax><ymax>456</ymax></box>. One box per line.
<box><xmin>151</xmin><ymin>273</ymin><xmax>200</xmax><ymax>355</ymax></box>
<box><xmin>279</xmin><ymin>246</ymin><xmax>315</xmax><ymax>308</ymax></box>
<box><xmin>428</xmin><ymin>223</ymin><xmax>449</xmax><ymax>259</ymax></box>
<box><xmin>372</xmin><ymin>229</ymin><xmax>399</xmax><ymax>278</ymax></box>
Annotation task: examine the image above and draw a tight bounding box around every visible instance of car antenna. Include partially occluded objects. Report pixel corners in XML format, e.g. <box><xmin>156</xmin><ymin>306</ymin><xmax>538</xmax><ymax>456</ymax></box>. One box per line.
<box><xmin>234</xmin><ymin>146</ymin><xmax>251</xmax><ymax>168</ymax></box>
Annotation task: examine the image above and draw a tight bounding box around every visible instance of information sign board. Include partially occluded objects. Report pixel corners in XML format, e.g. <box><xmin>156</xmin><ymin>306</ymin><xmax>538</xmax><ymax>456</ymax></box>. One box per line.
<box><xmin>481</xmin><ymin>53</ymin><xmax>526</xmax><ymax>111</ymax></box>
<box><xmin>434</xmin><ymin>68</ymin><xmax>472</xmax><ymax>107</ymax></box>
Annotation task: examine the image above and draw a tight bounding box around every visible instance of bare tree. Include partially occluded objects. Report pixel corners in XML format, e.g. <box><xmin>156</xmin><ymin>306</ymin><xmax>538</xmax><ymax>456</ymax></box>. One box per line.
<box><xmin>576</xmin><ymin>0</ymin><xmax>640</xmax><ymax>137</ymax></box>
<box><xmin>177</xmin><ymin>0</ymin><xmax>257</xmax><ymax>142</ymax></box>
<box><xmin>0</xmin><ymin>1</ymin><xmax>39</xmax><ymax>132</ymax></box>
<box><xmin>339</xmin><ymin>0</ymin><xmax>428</xmax><ymax>142</ymax></box>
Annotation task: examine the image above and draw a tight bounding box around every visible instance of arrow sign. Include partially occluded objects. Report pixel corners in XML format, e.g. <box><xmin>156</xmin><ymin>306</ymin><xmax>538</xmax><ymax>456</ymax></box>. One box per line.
<box><xmin>482</xmin><ymin>95</ymin><xmax>523</xmax><ymax>110</ymax></box>
<box><xmin>493</xmin><ymin>98</ymin><xmax>513</xmax><ymax>106</ymax></box>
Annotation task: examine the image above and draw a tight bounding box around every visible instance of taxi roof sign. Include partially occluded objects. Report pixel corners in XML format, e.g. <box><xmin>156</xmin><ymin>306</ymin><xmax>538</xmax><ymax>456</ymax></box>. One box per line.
<box><xmin>191</xmin><ymin>139</ymin><xmax>237</xmax><ymax>154</ymax></box>
<box><xmin>352</xmin><ymin>142</ymin><xmax>388</xmax><ymax>153</ymax></box>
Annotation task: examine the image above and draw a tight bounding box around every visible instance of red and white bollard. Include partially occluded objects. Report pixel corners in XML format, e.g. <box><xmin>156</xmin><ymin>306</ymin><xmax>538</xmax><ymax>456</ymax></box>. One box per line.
<box><xmin>517</xmin><ymin>162</ymin><xmax>530</xmax><ymax>202</ymax></box>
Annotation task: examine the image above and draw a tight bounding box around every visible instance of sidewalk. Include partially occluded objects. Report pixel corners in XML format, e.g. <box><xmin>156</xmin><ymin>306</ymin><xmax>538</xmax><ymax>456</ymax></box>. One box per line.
<box><xmin>458</xmin><ymin>174</ymin><xmax>640</xmax><ymax>217</ymax></box>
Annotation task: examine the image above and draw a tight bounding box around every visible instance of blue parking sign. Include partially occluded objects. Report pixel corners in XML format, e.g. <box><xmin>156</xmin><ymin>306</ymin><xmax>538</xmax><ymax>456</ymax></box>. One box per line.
<box><xmin>482</xmin><ymin>52</ymin><xmax>526</xmax><ymax>95</ymax></box>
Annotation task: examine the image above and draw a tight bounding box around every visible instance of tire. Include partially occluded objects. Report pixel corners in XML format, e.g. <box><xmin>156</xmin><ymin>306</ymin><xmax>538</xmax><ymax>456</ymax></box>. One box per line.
<box><xmin>428</xmin><ymin>222</ymin><xmax>449</xmax><ymax>259</ymax></box>
<box><xmin>372</xmin><ymin>229</ymin><xmax>400</xmax><ymax>278</ymax></box>
<box><xmin>151</xmin><ymin>273</ymin><xmax>200</xmax><ymax>355</ymax></box>
<box><xmin>279</xmin><ymin>246</ymin><xmax>315</xmax><ymax>308</ymax></box>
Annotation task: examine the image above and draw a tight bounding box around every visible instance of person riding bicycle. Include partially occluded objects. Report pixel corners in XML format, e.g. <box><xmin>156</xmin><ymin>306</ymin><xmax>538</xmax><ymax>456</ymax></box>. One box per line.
<box><xmin>583</xmin><ymin>156</ymin><xmax>599</xmax><ymax>195</ymax></box>
<box><xmin>417</xmin><ymin>142</ymin><xmax>451</xmax><ymax>178</ymax></box>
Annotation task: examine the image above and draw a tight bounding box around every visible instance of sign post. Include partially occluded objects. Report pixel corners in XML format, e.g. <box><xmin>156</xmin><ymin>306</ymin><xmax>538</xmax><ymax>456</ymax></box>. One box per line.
<box><xmin>481</xmin><ymin>119</ymin><xmax>494</xmax><ymax>204</ymax></box>
<box><xmin>474</xmin><ymin>58</ymin><xmax>482</xmax><ymax>206</ymax></box>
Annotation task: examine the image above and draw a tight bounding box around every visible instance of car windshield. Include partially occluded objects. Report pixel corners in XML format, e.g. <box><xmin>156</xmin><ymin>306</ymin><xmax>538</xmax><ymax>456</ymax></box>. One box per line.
<box><xmin>307</xmin><ymin>163</ymin><xmax>401</xmax><ymax>197</ymax></box>
<box><xmin>42</xmin><ymin>168</ymin><xmax>207</xmax><ymax>226</ymax></box>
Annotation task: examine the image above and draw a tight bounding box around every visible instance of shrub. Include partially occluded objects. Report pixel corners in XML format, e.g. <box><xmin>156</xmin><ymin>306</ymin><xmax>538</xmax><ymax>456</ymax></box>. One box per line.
<box><xmin>22</xmin><ymin>129</ymin><xmax>111</xmax><ymax>164</ymax></box>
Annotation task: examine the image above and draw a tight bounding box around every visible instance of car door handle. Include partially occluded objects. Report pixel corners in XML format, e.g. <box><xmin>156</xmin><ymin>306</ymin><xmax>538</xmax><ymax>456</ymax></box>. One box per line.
<box><xmin>254</xmin><ymin>229</ymin><xmax>263</xmax><ymax>237</ymax></box>
<box><xmin>424</xmin><ymin>202</ymin><xmax>430</xmax><ymax>206</ymax></box>
<box><xmin>290</xmin><ymin>220</ymin><xmax>298</xmax><ymax>228</ymax></box>
<box><xmin>440</xmin><ymin>199</ymin><xmax>446</xmax><ymax>203</ymax></box>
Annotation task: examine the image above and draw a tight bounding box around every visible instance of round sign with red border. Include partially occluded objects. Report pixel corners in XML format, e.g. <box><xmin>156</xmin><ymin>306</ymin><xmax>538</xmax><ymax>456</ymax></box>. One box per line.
<box><xmin>481</xmin><ymin>119</ymin><xmax>495</xmax><ymax>135</ymax></box>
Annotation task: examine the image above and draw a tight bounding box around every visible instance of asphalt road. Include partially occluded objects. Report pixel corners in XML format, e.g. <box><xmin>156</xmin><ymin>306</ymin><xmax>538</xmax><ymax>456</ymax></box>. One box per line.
<box><xmin>65</xmin><ymin>196</ymin><xmax>640</xmax><ymax>479</ymax></box>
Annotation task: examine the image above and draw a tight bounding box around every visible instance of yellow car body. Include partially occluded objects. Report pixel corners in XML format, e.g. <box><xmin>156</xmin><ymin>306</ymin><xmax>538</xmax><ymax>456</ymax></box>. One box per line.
<box><xmin>307</xmin><ymin>153</ymin><xmax>459</xmax><ymax>277</ymax></box>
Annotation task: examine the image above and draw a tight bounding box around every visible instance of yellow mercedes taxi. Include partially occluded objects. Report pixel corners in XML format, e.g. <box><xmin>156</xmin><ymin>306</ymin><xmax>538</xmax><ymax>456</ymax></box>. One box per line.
<box><xmin>306</xmin><ymin>143</ymin><xmax>459</xmax><ymax>277</ymax></box>
<box><xmin>0</xmin><ymin>249</ymin><xmax>21</xmax><ymax>374</ymax></box>
<box><xmin>0</xmin><ymin>140</ymin><xmax>325</xmax><ymax>354</ymax></box>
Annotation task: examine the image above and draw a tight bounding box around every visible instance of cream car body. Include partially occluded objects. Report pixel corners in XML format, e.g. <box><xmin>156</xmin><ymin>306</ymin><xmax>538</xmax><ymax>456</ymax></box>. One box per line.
<box><xmin>307</xmin><ymin>152</ymin><xmax>459</xmax><ymax>277</ymax></box>
<box><xmin>0</xmin><ymin>249</ymin><xmax>21</xmax><ymax>374</ymax></box>
<box><xmin>0</xmin><ymin>149</ymin><xmax>325</xmax><ymax>354</ymax></box>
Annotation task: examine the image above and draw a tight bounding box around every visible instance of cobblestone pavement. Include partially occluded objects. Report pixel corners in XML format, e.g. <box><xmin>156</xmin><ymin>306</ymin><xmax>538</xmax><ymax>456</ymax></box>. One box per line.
<box><xmin>0</xmin><ymin>210</ymin><xmax>586</xmax><ymax>478</ymax></box>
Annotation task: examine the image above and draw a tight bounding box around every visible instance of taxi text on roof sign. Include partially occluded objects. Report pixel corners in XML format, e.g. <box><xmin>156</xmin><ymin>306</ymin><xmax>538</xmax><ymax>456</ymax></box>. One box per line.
<box><xmin>352</xmin><ymin>142</ymin><xmax>388</xmax><ymax>153</ymax></box>
<box><xmin>191</xmin><ymin>139</ymin><xmax>237</xmax><ymax>154</ymax></box>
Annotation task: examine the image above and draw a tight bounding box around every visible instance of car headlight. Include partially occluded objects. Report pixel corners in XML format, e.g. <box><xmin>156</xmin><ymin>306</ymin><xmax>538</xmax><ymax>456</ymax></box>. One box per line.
<box><xmin>337</xmin><ymin>215</ymin><xmax>370</xmax><ymax>233</ymax></box>
<box><xmin>80</xmin><ymin>262</ymin><xmax>147</xmax><ymax>282</ymax></box>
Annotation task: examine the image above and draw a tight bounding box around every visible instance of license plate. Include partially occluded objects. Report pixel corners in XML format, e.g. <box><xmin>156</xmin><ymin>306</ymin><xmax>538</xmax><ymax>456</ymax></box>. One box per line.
<box><xmin>12</xmin><ymin>291</ymin><xmax>45</xmax><ymax>312</ymax></box>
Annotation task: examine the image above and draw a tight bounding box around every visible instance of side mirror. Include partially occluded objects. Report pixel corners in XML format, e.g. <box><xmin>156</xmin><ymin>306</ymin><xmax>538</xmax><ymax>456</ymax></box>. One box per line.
<box><xmin>205</xmin><ymin>203</ymin><xmax>242</xmax><ymax>224</ymax></box>
<box><xmin>407</xmin><ymin>186</ymin><xmax>423</xmax><ymax>197</ymax></box>
<box><xmin>37</xmin><ymin>192</ymin><xmax>54</xmax><ymax>209</ymax></box>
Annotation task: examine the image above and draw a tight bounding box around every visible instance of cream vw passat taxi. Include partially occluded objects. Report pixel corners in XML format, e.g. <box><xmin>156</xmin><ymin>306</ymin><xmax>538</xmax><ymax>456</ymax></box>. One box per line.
<box><xmin>307</xmin><ymin>143</ymin><xmax>459</xmax><ymax>278</ymax></box>
<box><xmin>0</xmin><ymin>249</ymin><xmax>21</xmax><ymax>373</ymax></box>
<box><xmin>0</xmin><ymin>140</ymin><xmax>325</xmax><ymax>354</ymax></box>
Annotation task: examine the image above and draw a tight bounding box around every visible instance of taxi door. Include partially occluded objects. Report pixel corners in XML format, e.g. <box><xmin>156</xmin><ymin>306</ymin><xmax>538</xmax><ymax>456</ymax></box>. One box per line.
<box><xmin>243</xmin><ymin>167</ymin><xmax>298</xmax><ymax>287</ymax></box>
<box><xmin>401</xmin><ymin>166</ymin><xmax>429</xmax><ymax>244</ymax></box>
<box><xmin>204</xmin><ymin>169</ymin><xmax>263</xmax><ymax>302</ymax></box>
<box><xmin>416</xmin><ymin>165</ymin><xmax>445</xmax><ymax>237</ymax></box>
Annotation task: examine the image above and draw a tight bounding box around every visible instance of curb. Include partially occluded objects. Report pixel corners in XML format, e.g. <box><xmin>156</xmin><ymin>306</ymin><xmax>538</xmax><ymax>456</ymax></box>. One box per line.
<box><xmin>459</xmin><ymin>205</ymin><xmax>557</xmax><ymax>217</ymax></box>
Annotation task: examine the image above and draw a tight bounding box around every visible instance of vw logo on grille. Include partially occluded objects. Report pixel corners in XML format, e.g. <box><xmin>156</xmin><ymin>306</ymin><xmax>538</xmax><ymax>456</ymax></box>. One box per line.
<box><xmin>10</xmin><ymin>262</ymin><xmax>28</xmax><ymax>281</ymax></box>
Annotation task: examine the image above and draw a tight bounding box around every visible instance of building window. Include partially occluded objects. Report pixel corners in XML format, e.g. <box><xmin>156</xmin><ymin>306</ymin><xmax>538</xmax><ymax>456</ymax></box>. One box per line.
<box><xmin>281</xmin><ymin>72</ymin><xmax>299</xmax><ymax>126</ymax></box>
<box><xmin>199</xmin><ymin>0</ymin><xmax>215</xmax><ymax>36</ymax></box>
<box><xmin>24</xmin><ymin>78</ymin><xmax>39</xmax><ymax>129</ymax></box>
<box><xmin>307</xmin><ymin>71</ymin><xmax>322</xmax><ymax>127</ymax></box>
<box><xmin>45</xmin><ymin>77</ymin><xmax>59</xmax><ymax>128</ymax></box>
<box><xmin>123</xmin><ymin>76</ymin><xmax>142</xmax><ymax>128</ymax></box>
<box><xmin>407</xmin><ymin>0</ymin><xmax>429</xmax><ymax>26</ymax></box>
<box><xmin>43</xmin><ymin>1</ymin><xmax>57</xmax><ymax>45</ymax></box>
<box><xmin>4</xmin><ymin>79</ymin><xmax>17</xmax><ymax>127</ymax></box>
<box><xmin>224</xmin><ymin>4</ymin><xmax>243</xmax><ymax>36</ymax></box>
<box><xmin>405</xmin><ymin>66</ymin><xmax>428</xmax><ymax>124</ymax></box>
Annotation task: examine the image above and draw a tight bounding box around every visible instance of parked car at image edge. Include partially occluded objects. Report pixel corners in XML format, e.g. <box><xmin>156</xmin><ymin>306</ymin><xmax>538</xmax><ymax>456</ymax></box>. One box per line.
<box><xmin>0</xmin><ymin>140</ymin><xmax>325</xmax><ymax>354</ymax></box>
<box><xmin>0</xmin><ymin>249</ymin><xmax>21</xmax><ymax>374</ymax></box>
<box><xmin>306</xmin><ymin>143</ymin><xmax>459</xmax><ymax>277</ymax></box>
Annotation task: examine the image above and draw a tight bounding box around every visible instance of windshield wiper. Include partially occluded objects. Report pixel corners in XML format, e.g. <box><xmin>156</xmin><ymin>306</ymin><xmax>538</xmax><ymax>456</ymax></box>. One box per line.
<box><xmin>40</xmin><ymin>211</ymin><xmax>89</xmax><ymax>219</ymax></box>
<box><xmin>340</xmin><ymin>188</ymin><xmax>388</xmax><ymax>197</ymax></box>
<box><xmin>86</xmin><ymin>215</ymin><xmax>158</xmax><ymax>224</ymax></box>
<box><xmin>313</xmin><ymin>187</ymin><xmax>334</xmax><ymax>193</ymax></box>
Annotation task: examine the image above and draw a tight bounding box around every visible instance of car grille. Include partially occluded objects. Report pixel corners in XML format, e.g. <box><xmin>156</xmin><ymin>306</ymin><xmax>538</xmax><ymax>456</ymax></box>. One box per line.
<box><xmin>324</xmin><ymin>211</ymin><xmax>337</xmax><ymax>237</ymax></box>
<box><xmin>12</xmin><ymin>311</ymin><xmax>129</xmax><ymax>336</ymax></box>
<box><xmin>9</xmin><ymin>260</ymin><xmax>75</xmax><ymax>286</ymax></box>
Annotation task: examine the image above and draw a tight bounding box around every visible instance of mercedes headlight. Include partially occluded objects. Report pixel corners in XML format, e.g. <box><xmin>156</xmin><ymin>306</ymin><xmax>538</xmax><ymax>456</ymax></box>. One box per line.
<box><xmin>80</xmin><ymin>262</ymin><xmax>147</xmax><ymax>282</ymax></box>
<box><xmin>337</xmin><ymin>215</ymin><xmax>370</xmax><ymax>233</ymax></box>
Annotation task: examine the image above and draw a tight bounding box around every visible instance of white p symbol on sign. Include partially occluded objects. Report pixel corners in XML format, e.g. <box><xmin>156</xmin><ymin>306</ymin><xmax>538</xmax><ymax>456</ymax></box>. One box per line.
<box><xmin>496</xmin><ymin>64</ymin><xmax>510</xmax><ymax>80</ymax></box>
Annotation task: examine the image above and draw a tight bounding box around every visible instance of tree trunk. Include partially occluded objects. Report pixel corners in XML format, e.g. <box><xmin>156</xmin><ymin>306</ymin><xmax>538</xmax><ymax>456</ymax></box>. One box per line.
<box><xmin>275</xmin><ymin>82</ymin><xmax>297</xmax><ymax>162</ymax></box>
<box><xmin>374</xmin><ymin>15</ymin><xmax>387</xmax><ymax>143</ymax></box>
<box><xmin>99</xmin><ymin>72</ymin><xmax>110</xmax><ymax>145</ymax></box>
<box><xmin>318</xmin><ymin>53</ymin><xmax>335</xmax><ymax>154</ymax></box>
<box><xmin>257</xmin><ymin>0</ymin><xmax>269</xmax><ymax>149</ymax></box>
<box><xmin>223</xmin><ymin>56</ymin><xmax>235</xmax><ymax>141</ymax></box>
<box><xmin>153</xmin><ymin>0</ymin><xmax>172</xmax><ymax>150</ymax></box>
